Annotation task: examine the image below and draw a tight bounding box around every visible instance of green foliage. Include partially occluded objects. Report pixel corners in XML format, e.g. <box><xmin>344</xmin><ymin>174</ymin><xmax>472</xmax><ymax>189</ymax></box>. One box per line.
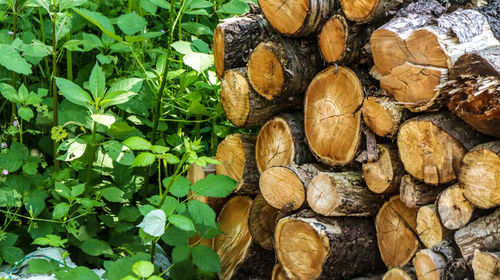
<box><xmin>0</xmin><ymin>0</ymin><xmax>253</xmax><ymax>278</ymax></box>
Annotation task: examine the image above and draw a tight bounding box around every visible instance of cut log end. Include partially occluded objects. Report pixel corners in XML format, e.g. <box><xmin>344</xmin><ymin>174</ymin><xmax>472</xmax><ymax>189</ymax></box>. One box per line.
<box><xmin>256</xmin><ymin>117</ymin><xmax>295</xmax><ymax>173</ymax></box>
<box><xmin>472</xmin><ymin>250</ymin><xmax>500</xmax><ymax>280</ymax></box>
<box><xmin>338</xmin><ymin>0</ymin><xmax>379</xmax><ymax>22</ymax></box>
<box><xmin>318</xmin><ymin>16</ymin><xmax>347</xmax><ymax>63</ymax></box>
<box><xmin>399</xmin><ymin>175</ymin><xmax>445</xmax><ymax>209</ymax></box>
<box><xmin>416</xmin><ymin>205</ymin><xmax>450</xmax><ymax>249</ymax></box>
<box><xmin>362</xmin><ymin>96</ymin><xmax>406</xmax><ymax>138</ymax></box>
<box><xmin>413</xmin><ymin>249</ymin><xmax>447</xmax><ymax>280</ymax></box>
<box><xmin>258</xmin><ymin>0</ymin><xmax>309</xmax><ymax>36</ymax></box>
<box><xmin>362</xmin><ymin>144</ymin><xmax>404</xmax><ymax>194</ymax></box>
<box><xmin>221</xmin><ymin>70</ymin><xmax>252</xmax><ymax>127</ymax></box>
<box><xmin>305</xmin><ymin>66</ymin><xmax>363</xmax><ymax>167</ymax></box>
<box><xmin>248</xmin><ymin>194</ymin><xmax>279</xmax><ymax>250</ymax></box>
<box><xmin>272</xmin><ymin>263</ymin><xmax>290</xmax><ymax>280</ymax></box>
<box><xmin>376</xmin><ymin>196</ymin><xmax>420</xmax><ymax>268</ymax></box>
<box><xmin>259</xmin><ymin>166</ymin><xmax>306</xmax><ymax>210</ymax></box>
<box><xmin>214</xmin><ymin>25</ymin><xmax>225</xmax><ymax>77</ymax></box>
<box><xmin>382</xmin><ymin>267</ymin><xmax>416</xmax><ymax>280</ymax></box>
<box><xmin>248</xmin><ymin>41</ymin><xmax>285</xmax><ymax>100</ymax></box>
<box><xmin>437</xmin><ymin>185</ymin><xmax>475</xmax><ymax>230</ymax></box>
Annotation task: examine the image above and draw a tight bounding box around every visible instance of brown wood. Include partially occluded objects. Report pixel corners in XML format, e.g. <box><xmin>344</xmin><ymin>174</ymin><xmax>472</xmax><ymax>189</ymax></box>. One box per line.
<box><xmin>214</xmin><ymin>14</ymin><xmax>269</xmax><ymax>77</ymax></box>
<box><xmin>454</xmin><ymin>208</ymin><xmax>500</xmax><ymax>265</ymax></box>
<box><xmin>216</xmin><ymin>134</ymin><xmax>259</xmax><ymax>194</ymax></box>
<box><xmin>413</xmin><ymin>248</ymin><xmax>471</xmax><ymax>280</ymax></box>
<box><xmin>416</xmin><ymin>205</ymin><xmax>453</xmax><ymax>249</ymax></box>
<box><xmin>214</xmin><ymin>196</ymin><xmax>274</xmax><ymax>280</ymax></box>
<box><xmin>304</xmin><ymin>65</ymin><xmax>364</xmax><ymax>167</ymax></box>
<box><xmin>247</xmin><ymin>39</ymin><xmax>322</xmax><ymax>102</ymax></box>
<box><xmin>397</xmin><ymin>112</ymin><xmax>485</xmax><ymax>185</ymax></box>
<box><xmin>259</xmin><ymin>164</ymin><xmax>324</xmax><ymax>211</ymax></box>
<box><xmin>472</xmin><ymin>250</ymin><xmax>500</xmax><ymax>280</ymax></box>
<box><xmin>459</xmin><ymin>141</ymin><xmax>500</xmax><ymax>209</ymax></box>
<box><xmin>376</xmin><ymin>196</ymin><xmax>420</xmax><ymax>268</ymax></box>
<box><xmin>248</xmin><ymin>194</ymin><xmax>279</xmax><ymax>250</ymax></box>
<box><xmin>339</xmin><ymin>0</ymin><xmax>411</xmax><ymax>23</ymax></box>
<box><xmin>318</xmin><ymin>14</ymin><xmax>367</xmax><ymax>64</ymax></box>
<box><xmin>399</xmin><ymin>175</ymin><xmax>446</xmax><ymax>208</ymax></box>
<box><xmin>275</xmin><ymin>210</ymin><xmax>384</xmax><ymax>279</ymax></box>
<box><xmin>362</xmin><ymin>95</ymin><xmax>408</xmax><ymax>138</ymax></box>
<box><xmin>436</xmin><ymin>184</ymin><xmax>476</xmax><ymax>230</ymax></box>
<box><xmin>258</xmin><ymin>0</ymin><xmax>335</xmax><ymax>36</ymax></box>
<box><xmin>220</xmin><ymin>68</ymin><xmax>301</xmax><ymax>127</ymax></box>
<box><xmin>382</xmin><ymin>267</ymin><xmax>416</xmax><ymax>280</ymax></box>
<box><xmin>307</xmin><ymin>171</ymin><xmax>383</xmax><ymax>216</ymax></box>
<box><xmin>363</xmin><ymin>144</ymin><xmax>405</xmax><ymax>195</ymax></box>
<box><xmin>255</xmin><ymin>113</ymin><xmax>314</xmax><ymax>174</ymax></box>
<box><xmin>272</xmin><ymin>263</ymin><xmax>290</xmax><ymax>280</ymax></box>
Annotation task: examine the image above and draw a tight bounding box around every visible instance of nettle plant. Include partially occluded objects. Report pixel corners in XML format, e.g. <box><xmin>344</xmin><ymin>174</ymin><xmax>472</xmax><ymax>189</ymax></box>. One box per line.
<box><xmin>0</xmin><ymin>0</ymin><xmax>256</xmax><ymax>278</ymax></box>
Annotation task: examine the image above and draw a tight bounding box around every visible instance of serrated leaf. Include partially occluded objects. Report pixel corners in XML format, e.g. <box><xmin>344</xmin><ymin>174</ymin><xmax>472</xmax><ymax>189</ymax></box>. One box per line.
<box><xmin>101</xmin><ymin>187</ymin><xmax>127</xmax><ymax>203</ymax></box>
<box><xmin>138</xmin><ymin>209</ymin><xmax>166</xmax><ymax>237</ymax></box>
<box><xmin>191</xmin><ymin>174</ymin><xmax>236</xmax><ymax>197</ymax></box>
<box><xmin>26</xmin><ymin>259</ymin><xmax>59</xmax><ymax>274</ymax></box>
<box><xmin>104</xmin><ymin>140</ymin><xmax>135</xmax><ymax>166</ymax></box>
<box><xmin>163</xmin><ymin>176</ymin><xmax>191</xmax><ymax>197</ymax></box>
<box><xmin>168</xmin><ymin>215</ymin><xmax>195</xmax><ymax>232</ymax></box>
<box><xmin>117</xmin><ymin>13</ymin><xmax>147</xmax><ymax>35</ymax></box>
<box><xmin>89</xmin><ymin>63</ymin><xmax>106</xmax><ymax>99</ymax></box>
<box><xmin>73</xmin><ymin>8</ymin><xmax>122</xmax><ymax>42</ymax></box>
<box><xmin>182</xmin><ymin>22</ymin><xmax>212</xmax><ymax>36</ymax></box>
<box><xmin>52</xmin><ymin>202</ymin><xmax>70</xmax><ymax>219</ymax></box>
<box><xmin>132</xmin><ymin>152</ymin><xmax>156</xmax><ymax>167</ymax></box>
<box><xmin>123</xmin><ymin>136</ymin><xmax>152</xmax><ymax>150</ymax></box>
<box><xmin>188</xmin><ymin>200</ymin><xmax>216</xmax><ymax>227</ymax></box>
<box><xmin>183</xmin><ymin>52</ymin><xmax>214</xmax><ymax>73</ymax></box>
<box><xmin>92</xmin><ymin>114</ymin><xmax>116</xmax><ymax>128</ymax></box>
<box><xmin>54</xmin><ymin>266</ymin><xmax>100</xmax><ymax>280</ymax></box>
<box><xmin>151</xmin><ymin>145</ymin><xmax>169</xmax><ymax>154</ymax></box>
<box><xmin>132</xmin><ymin>261</ymin><xmax>154</xmax><ymax>278</ymax></box>
<box><xmin>172</xmin><ymin>246</ymin><xmax>191</xmax><ymax>263</ymax></box>
<box><xmin>171</xmin><ymin>41</ymin><xmax>194</xmax><ymax>55</ymax></box>
<box><xmin>191</xmin><ymin>245</ymin><xmax>220</xmax><ymax>272</ymax></box>
<box><xmin>18</xmin><ymin>106</ymin><xmax>34</xmax><ymax>121</ymax></box>
<box><xmin>0</xmin><ymin>44</ymin><xmax>32</xmax><ymax>75</ymax></box>
<box><xmin>0</xmin><ymin>246</ymin><xmax>24</xmax><ymax>264</ymax></box>
<box><xmin>55</xmin><ymin>77</ymin><xmax>93</xmax><ymax>107</ymax></box>
<box><xmin>149</xmin><ymin>0</ymin><xmax>170</xmax><ymax>9</ymax></box>
<box><xmin>80</xmin><ymin>238</ymin><xmax>113</xmax><ymax>256</ymax></box>
<box><xmin>0</xmin><ymin>83</ymin><xmax>20</xmax><ymax>103</ymax></box>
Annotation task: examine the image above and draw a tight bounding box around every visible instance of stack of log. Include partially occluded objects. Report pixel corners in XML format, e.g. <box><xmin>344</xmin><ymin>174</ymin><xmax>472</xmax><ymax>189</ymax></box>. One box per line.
<box><xmin>201</xmin><ymin>0</ymin><xmax>500</xmax><ymax>279</ymax></box>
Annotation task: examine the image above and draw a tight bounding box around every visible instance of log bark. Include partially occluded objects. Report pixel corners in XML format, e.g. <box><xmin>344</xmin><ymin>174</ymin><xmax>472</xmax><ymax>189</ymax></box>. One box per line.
<box><xmin>216</xmin><ymin>134</ymin><xmax>259</xmax><ymax>194</ymax></box>
<box><xmin>362</xmin><ymin>95</ymin><xmax>409</xmax><ymax>138</ymax></box>
<box><xmin>382</xmin><ymin>267</ymin><xmax>416</xmax><ymax>280</ymax></box>
<box><xmin>259</xmin><ymin>163</ymin><xmax>325</xmax><ymax>211</ymax></box>
<box><xmin>220</xmin><ymin>68</ymin><xmax>301</xmax><ymax>127</ymax></box>
<box><xmin>214</xmin><ymin>14</ymin><xmax>270</xmax><ymax>77</ymax></box>
<box><xmin>304</xmin><ymin>65</ymin><xmax>364</xmax><ymax>167</ymax></box>
<box><xmin>339</xmin><ymin>0</ymin><xmax>412</xmax><ymax>23</ymax></box>
<box><xmin>275</xmin><ymin>210</ymin><xmax>384</xmax><ymax>279</ymax></box>
<box><xmin>363</xmin><ymin>144</ymin><xmax>405</xmax><ymax>194</ymax></box>
<box><xmin>248</xmin><ymin>194</ymin><xmax>279</xmax><ymax>250</ymax></box>
<box><xmin>214</xmin><ymin>196</ymin><xmax>275</xmax><ymax>280</ymax></box>
<box><xmin>307</xmin><ymin>171</ymin><xmax>383</xmax><ymax>216</ymax></box>
<box><xmin>397</xmin><ymin>112</ymin><xmax>485</xmax><ymax>185</ymax></box>
<box><xmin>255</xmin><ymin>113</ymin><xmax>314</xmax><ymax>174</ymax></box>
<box><xmin>247</xmin><ymin>38</ymin><xmax>322</xmax><ymax>102</ymax></box>
<box><xmin>459</xmin><ymin>141</ymin><xmax>500</xmax><ymax>209</ymax></box>
<box><xmin>318</xmin><ymin>14</ymin><xmax>367</xmax><ymax>64</ymax></box>
<box><xmin>436</xmin><ymin>184</ymin><xmax>476</xmax><ymax>230</ymax></box>
<box><xmin>258</xmin><ymin>0</ymin><xmax>335</xmax><ymax>36</ymax></box>
<box><xmin>376</xmin><ymin>196</ymin><xmax>420</xmax><ymax>268</ymax></box>
<box><xmin>472</xmin><ymin>250</ymin><xmax>500</xmax><ymax>280</ymax></box>
<box><xmin>416</xmin><ymin>205</ymin><xmax>453</xmax><ymax>249</ymax></box>
<box><xmin>413</xmin><ymin>248</ymin><xmax>472</xmax><ymax>280</ymax></box>
<box><xmin>400</xmin><ymin>175</ymin><xmax>446</xmax><ymax>208</ymax></box>
<box><xmin>454</xmin><ymin>208</ymin><xmax>500</xmax><ymax>265</ymax></box>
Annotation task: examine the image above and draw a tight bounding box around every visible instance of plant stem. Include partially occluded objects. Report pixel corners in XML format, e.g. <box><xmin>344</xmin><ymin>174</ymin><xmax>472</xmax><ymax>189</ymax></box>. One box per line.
<box><xmin>51</xmin><ymin>8</ymin><xmax>60</xmax><ymax>172</ymax></box>
<box><xmin>19</xmin><ymin>119</ymin><xmax>23</xmax><ymax>144</ymax></box>
<box><xmin>158</xmin><ymin>153</ymin><xmax>188</xmax><ymax>208</ymax></box>
<box><xmin>11</xmin><ymin>0</ymin><xmax>19</xmax><ymax>122</ymax></box>
<box><xmin>85</xmin><ymin>121</ymin><xmax>97</xmax><ymax>193</ymax></box>
<box><xmin>66</xmin><ymin>33</ymin><xmax>73</xmax><ymax>81</ymax></box>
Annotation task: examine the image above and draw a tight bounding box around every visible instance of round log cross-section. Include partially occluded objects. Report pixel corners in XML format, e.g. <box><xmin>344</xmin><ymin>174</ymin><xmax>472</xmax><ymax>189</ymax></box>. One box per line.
<box><xmin>362</xmin><ymin>144</ymin><xmax>405</xmax><ymax>194</ymax></box>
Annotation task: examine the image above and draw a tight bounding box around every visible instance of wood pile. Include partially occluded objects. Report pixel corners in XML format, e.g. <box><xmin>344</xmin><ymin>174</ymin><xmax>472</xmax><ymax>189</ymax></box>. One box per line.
<box><xmin>208</xmin><ymin>0</ymin><xmax>500</xmax><ymax>279</ymax></box>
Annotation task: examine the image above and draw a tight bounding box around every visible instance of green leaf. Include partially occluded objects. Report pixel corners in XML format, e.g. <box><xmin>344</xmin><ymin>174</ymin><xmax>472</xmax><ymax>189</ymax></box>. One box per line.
<box><xmin>132</xmin><ymin>152</ymin><xmax>156</xmax><ymax>167</ymax></box>
<box><xmin>26</xmin><ymin>259</ymin><xmax>59</xmax><ymax>274</ymax></box>
<box><xmin>216</xmin><ymin>0</ymin><xmax>250</xmax><ymax>14</ymax></box>
<box><xmin>92</xmin><ymin>114</ymin><xmax>116</xmax><ymax>128</ymax></box>
<box><xmin>32</xmin><ymin>234</ymin><xmax>67</xmax><ymax>247</ymax></box>
<box><xmin>55</xmin><ymin>12</ymin><xmax>72</xmax><ymax>43</ymax></box>
<box><xmin>187</xmin><ymin>100</ymin><xmax>210</xmax><ymax>116</ymax></box>
<box><xmin>183</xmin><ymin>52</ymin><xmax>214</xmax><ymax>73</ymax></box>
<box><xmin>171</xmin><ymin>41</ymin><xmax>194</xmax><ymax>55</ymax></box>
<box><xmin>101</xmin><ymin>187</ymin><xmax>127</xmax><ymax>203</ymax></box>
<box><xmin>52</xmin><ymin>202</ymin><xmax>70</xmax><ymax>219</ymax></box>
<box><xmin>161</xmin><ymin>226</ymin><xmax>193</xmax><ymax>246</ymax></box>
<box><xmin>192</xmin><ymin>245</ymin><xmax>220</xmax><ymax>272</ymax></box>
<box><xmin>88</xmin><ymin>63</ymin><xmax>106</xmax><ymax>99</ymax></box>
<box><xmin>163</xmin><ymin>176</ymin><xmax>191</xmax><ymax>197</ymax></box>
<box><xmin>168</xmin><ymin>215</ymin><xmax>195</xmax><ymax>232</ymax></box>
<box><xmin>188</xmin><ymin>200</ymin><xmax>216</xmax><ymax>227</ymax></box>
<box><xmin>73</xmin><ymin>8</ymin><xmax>122</xmax><ymax>42</ymax></box>
<box><xmin>191</xmin><ymin>174</ymin><xmax>236</xmax><ymax>197</ymax></box>
<box><xmin>104</xmin><ymin>253</ymin><xmax>149</xmax><ymax>280</ymax></box>
<box><xmin>0</xmin><ymin>83</ymin><xmax>20</xmax><ymax>103</ymax></box>
<box><xmin>172</xmin><ymin>246</ymin><xmax>191</xmax><ymax>263</ymax></box>
<box><xmin>117</xmin><ymin>13</ymin><xmax>147</xmax><ymax>35</ymax></box>
<box><xmin>25</xmin><ymin>189</ymin><xmax>47</xmax><ymax>217</ymax></box>
<box><xmin>108</xmin><ymin>78</ymin><xmax>143</xmax><ymax>93</ymax></box>
<box><xmin>149</xmin><ymin>0</ymin><xmax>170</xmax><ymax>9</ymax></box>
<box><xmin>0</xmin><ymin>44</ymin><xmax>32</xmax><ymax>75</ymax></box>
<box><xmin>55</xmin><ymin>77</ymin><xmax>93</xmax><ymax>107</ymax></box>
<box><xmin>0</xmin><ymin>246</ymin><xmax>24</xmax><ymax>264</ymax></box>
<box><xmin>104</xmin><ymin>140</ymin><xmax>135</xmax><ymax>166</ymax></box>
<box><xmin>161</xmin><ymin>153</ymin><xmax>180</xmax><ymax>164</ymax></box>
<box><xmin>140</xmin><ymin>0</ymin><xmax>158</xmax><ymax>14</ymax></box>
<box><xmin>54</xmin><ymin>266</ymin><xmax>100</xmax><ymax>280</ymax></box>
<box><xmin>100</xmin><ymin>90</ymin><xmax>138</xmax><ymax>109</ymax></box>
<box><xmin>18</xmin><ymin>106</ymin><xmax>34</xmax><ymax>121</ymax></box>
<box><xmin>160</xmin><ymin>196</ymin><xmax>179</xmax><ymax>216</ymax></box>
<box><xmin>71</xmin><ymin>184</ymin><xmax>85</xmax><ymax>198</ymax></box>
<box><xmin>151</xmin><ymin>145</ymin><xmax>169</xmax><ymax>154</ymax></box>
<box><xmin>123</xmin><ymin>136</ymin><xmax>152</xmax><ymax>150</ymax></box>
<box><xmin>132</xmin><ymin>261</ymin><xmax>154</xmax><ymax>278</ymax></box>
<box><xmin>80</xmin><ymin>238</ymin><xmax>113</xmax><ymax>256</ymax></box>
<box><xmin>182</xmin><ymin>22</ymin><xmax>212</xmax><ymax>36</ymax></box>
<box><xmin>138</xmin><ymin>209</ymin><xmax>166</xmax><ymax>237</ymax></box>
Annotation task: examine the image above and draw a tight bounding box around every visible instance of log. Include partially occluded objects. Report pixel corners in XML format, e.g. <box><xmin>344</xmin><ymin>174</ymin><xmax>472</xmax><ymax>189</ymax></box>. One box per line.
<box><xmin>363</xmin><ymin>144</ymin><xmax>405</xmax><ymax>195</ymax></box>
<box><xmin>247</xmin><ymin>38</ymin><xmax>322</xmax><ymax>102</ymax></box>
<box><xmin>258</xmin><ymin>0</ymin><xmax>335</xmax><ymax>36</ymax></box>
<box><xmin>214</xmin><ymin>196</ymin><xmax>274</xmax><ymax>280</ymax></box>
<box><xmin>416</xmin><ymin>205</ymin><xmax>453</xmax><ymax>249</ymax></box>
<box><xmin>216</xmin><ymin>134</ymin><xmax>259</xmax><ymax>194</ymax></box>
<box><xmin>382</xmin><ymin>267</ymin><xmax>416</xmax><ymax>280</ymax></box>
<box><xmin>272</xmin><ymin>263</ymin><xmax>290</xmax><ymax>280</ymax></box>
<box><xmin>472</xmin><ymin>250</ymin><xmax>500</xmax><ymax>280</ymax></box>
<box><xmin>304</xmin><ymin>65</ymin><xmax>364</xmax><ymax>167</ymax></box>
<box><xmin>338</xmin><ymin>0</ymin><xmax>411</xmax><ymax>23</ymax></box>
<box><xmin>459</xmin><ymin>141</ymin><xmax>500</xmax><ymax>209</ymax></box>
<box><xmin>307</xmin><ymin>171</ymin><xmax>383</xmax><ymax>216</ymax></box>
<box><xmin>397</xmin><ymin>112</ymin><xmax>485</xmax><ymax>185</ymax></box>
<box><xmin>255</xmin><ymin>113</ymin><xmax>314</xmax><ymax>174</ymax></box>
<box><xmin>220</xmin><ymin>68</ymin><xmax>301</xmax><ymax>127</ymax></box>
<box><xmin>214</xmin><ymin>14</ymin><xmax>269</xmax><ymax>77</ymax></box>
<box><xmin>454</xmin><ymin>208</ymin><xmax>500</xmax><ymax>265</ymax></box>
<box><xmin>318</xmin><ymin>14</ymin><xmax>367</xmax><ymax>64</ymax></box>
<box><xmin>259</xmin><ymin>164</ymin><xmax>324</xmax><ymax>211</ymax></box>
<box><xmin>248</xmin><ymin>194</ymin><xmax>279</xmax><ymax>250</ymax></box>
<box><xmin>376</xmin><ymin>196</ymin><xmax>420</xmax><ymax>268</ymax></box>
<box><xmin>187</xmin><ymin>163</ymin><xmax>226</xmax><ymax>215</ymax></box>
<box><xmin>413</xmin><ymin>249</ymin><xmax>471</xmax><ymax>280</ymax></box>
<box><xmin>275</xmin><ymin>210</ymin><xmax>384</xmax><ymax>279</ymax></box>
<box><xmin>362</xmin><ymin>95</ymin><xmax>409</xmax><ymax>138</ymax></box>
<box><xmin>399</xmin><ymin>175</ymin><xmax>446</xmax><ymax>208</ymax></box>
<box><xmin>436</xmin><ymin>184</ymin><xmax>476</xmax><ymax>230</ymax></box>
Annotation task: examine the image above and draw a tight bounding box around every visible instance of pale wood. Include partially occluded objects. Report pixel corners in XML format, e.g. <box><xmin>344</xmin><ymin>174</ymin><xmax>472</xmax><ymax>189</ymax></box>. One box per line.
<box><xmin>339</xmin><ymin>0</ymin><xmax>411</xmax><ymax>23</ymax></box>
<box><xmin>382</xmin><ymin>267</ymin><xmax>416</xmax><ymax>280</ymax></box>
<box><xmin>363</xmin><ymin>144</ymin><xmax>405</xmax><ymax>194</ymax></box>
<box><xmin>413</xmin><ymin>249</ymin><xmax>447</xmax><ymax>280</ymax></box>
<box><xmin>416</xmin><ymin>205</ymin><xmax>452</xmax><ymax>249</ymax></box>
<box><xmin>362</xmin><ymin>95</ymin><xmax>408</xmax><ymax>138</ymax></box>
<box><xmin>437</xmin><ymin>184</ymin><xmax>476</xmax><ymax>230</ymax></box>
<box><xmin>472</xmin><ymin>250</ymin><xmax>500</xmax><ymax>280</ymax></box>
<box><xmin>272</xmin><ymin>263</ymin><xmax>290</xmax><ymax>280</ymax></box>
<box><xmin>399</xmin><ymin>175</ymin><xmax>446</xmax><ymax>208</ymax></box>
